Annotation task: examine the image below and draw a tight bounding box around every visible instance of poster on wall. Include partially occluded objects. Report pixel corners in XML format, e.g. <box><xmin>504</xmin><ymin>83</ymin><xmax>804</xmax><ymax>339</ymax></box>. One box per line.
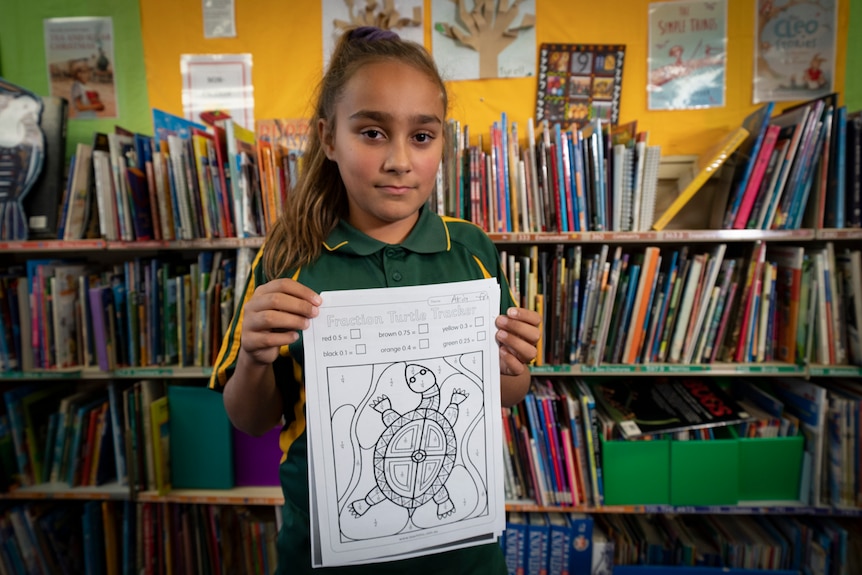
<box><xmin>431</xmin><ymin>0</ymin><xmax>536</xmax><ymax>81</ymax></box>
<box><xmin>753</xmin><ymin>0</ymin><xmax>837</xmax><ymax>103</ymax></box>
<box><xmin>322</xmin><ymin>0</ymin><xmax>424</xmax><ymax>70</ymax></box>
<box><xmin>202</xmin><ymin>0</ymin><xmax>237</xmax><ymax>38</ymax></box>
<box><xmin>647</xmin><ymin>0</ymin><xmax>727</xmax><ymax>110</ymax></box>
<box><xmin>535</xmin><ymin>43</ymin><xmax>626</xmax><ymax>128</ymax></box>
<box><xmin>44</xmin><ymin>17</ymin><xmax>118</xmax><ymax>120</ymax></box>
<box><xmin>180</xmin><ymin>54</ymin><xmax>254</xmax><ymax>130</ymax></box>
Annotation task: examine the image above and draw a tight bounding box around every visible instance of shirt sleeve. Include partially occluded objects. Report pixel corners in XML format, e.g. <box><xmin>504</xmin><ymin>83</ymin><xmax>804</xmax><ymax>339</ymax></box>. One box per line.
<box><xmin>208</xmin><ymin>247</ymin><xmax>268</xmax><ymax>390</ymax></box>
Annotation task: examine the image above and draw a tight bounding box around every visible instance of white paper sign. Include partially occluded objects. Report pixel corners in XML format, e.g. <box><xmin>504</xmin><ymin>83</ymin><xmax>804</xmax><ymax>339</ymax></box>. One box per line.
<box><xmin>202</xmin><ymin>0</ymin><xmax>236</xmax><ymax>38</ymax></box>
<box><xmin>304</xmin><ymin>279</ymin><xmax>505</xmax><ymax>566</ymax></box>
<box><xmin>180</xmin><ymin>53</ymin><xmax>253</xmax><ymax>129</ymax></box>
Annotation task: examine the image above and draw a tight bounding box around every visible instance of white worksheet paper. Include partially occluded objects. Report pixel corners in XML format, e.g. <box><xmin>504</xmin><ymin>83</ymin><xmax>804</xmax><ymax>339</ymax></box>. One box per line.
<box><xmin>304</xmin><ymin>279</ymin><xmax>505</xmax><ymax>566</ymax></box>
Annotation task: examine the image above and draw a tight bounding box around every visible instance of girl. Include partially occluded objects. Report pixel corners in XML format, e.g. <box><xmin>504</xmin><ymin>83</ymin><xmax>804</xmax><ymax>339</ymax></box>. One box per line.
<box><xmin>210</xmin><ymin>26</ymin><xmax>541</xmax><ymax>574</ymax></box>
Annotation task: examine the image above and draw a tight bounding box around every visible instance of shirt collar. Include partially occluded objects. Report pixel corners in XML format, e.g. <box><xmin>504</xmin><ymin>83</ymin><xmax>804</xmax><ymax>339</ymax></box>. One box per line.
<box><xmin>322</xmin><ymin>206</ymin><xmax>451</xmax><ymax>256</ymax></box>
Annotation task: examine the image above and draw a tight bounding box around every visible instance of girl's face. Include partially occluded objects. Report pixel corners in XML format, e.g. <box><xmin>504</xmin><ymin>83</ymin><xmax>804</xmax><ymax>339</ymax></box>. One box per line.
<box><xmin>321</xmin><ymin>59</ymin><xmax>445</xmax><ymax>244</ymax></box>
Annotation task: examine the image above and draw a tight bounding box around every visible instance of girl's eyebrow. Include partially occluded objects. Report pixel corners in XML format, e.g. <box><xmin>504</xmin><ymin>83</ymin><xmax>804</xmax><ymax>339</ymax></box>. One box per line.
<box><xmin>348</xmin><ymin>110</ymin><xmax>442</xmax><ymax>126</ymax></box>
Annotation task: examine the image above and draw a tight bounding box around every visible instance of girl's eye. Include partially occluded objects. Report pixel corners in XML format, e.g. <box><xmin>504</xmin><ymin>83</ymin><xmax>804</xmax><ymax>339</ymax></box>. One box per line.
<box><xmin>362</xmin><ymin>129</ymin><xmax>382</xmax><ymax>139</ymax></box>
<box><xmin>414</xmin><ymin>133</ymin><xmax>433</xmax><ymax>143</ymax></box>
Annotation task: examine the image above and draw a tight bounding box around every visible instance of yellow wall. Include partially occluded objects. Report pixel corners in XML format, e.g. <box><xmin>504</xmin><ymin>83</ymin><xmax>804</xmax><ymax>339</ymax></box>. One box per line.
<box><xmin>140</xmin><ymin>0</ymin><xmax>848</xmax><ymax>156</ymax></box>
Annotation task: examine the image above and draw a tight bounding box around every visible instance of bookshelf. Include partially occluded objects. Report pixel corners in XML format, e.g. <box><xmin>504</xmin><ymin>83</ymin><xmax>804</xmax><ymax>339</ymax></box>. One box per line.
<box><xmin>1</xmin><ymin>94</ymin><xmax>860</xmax><ymax>575</ymax></box>
<box><xmin>3</xmin><ymin>194</ymin><xmax>862</xmax><ymax>574</ymax></box>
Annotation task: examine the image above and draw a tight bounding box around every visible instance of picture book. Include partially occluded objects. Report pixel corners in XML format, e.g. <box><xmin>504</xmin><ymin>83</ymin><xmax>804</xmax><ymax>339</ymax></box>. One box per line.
<box><xmin>536</xmin><ymin>43</ymin><xmax>625</xmax><ymax>129</ymax></box>
<box><xmin>651</xmin><ymin>126</ymin><xmax>749</xmax><ymax>231</ymax></box>
<box><xmin>589</xmin><ymin>378</ymin><xmax>751</xmax><ymax>439</ymax></box>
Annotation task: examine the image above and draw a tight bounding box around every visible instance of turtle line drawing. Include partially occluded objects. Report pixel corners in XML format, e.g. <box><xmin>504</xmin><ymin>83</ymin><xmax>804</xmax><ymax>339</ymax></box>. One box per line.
<box><xmin>349</xmin><ymin>363</ymin><xmax>467</xmax><ymax>520</ymax></box>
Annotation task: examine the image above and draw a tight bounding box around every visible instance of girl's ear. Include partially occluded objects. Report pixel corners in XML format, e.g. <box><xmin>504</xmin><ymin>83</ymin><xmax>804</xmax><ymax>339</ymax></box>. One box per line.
<box><xmin>319</xmin><ymin>118</ymin><xmax>335</xmax><ymax>160</ymax></box>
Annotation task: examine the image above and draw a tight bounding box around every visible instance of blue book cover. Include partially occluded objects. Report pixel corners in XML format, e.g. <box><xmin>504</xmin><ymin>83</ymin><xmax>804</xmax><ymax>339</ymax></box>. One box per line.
<box><xmin>650</xmin><ymin>250</ymin><xmax>679</xmax><ymax>362</ymax></box>
<box><xmin>612</xmin><ymin>263</ymin><xmax>641</xmax><ymax>362</ymax></box>
<box><xmin>553</xmin><ymin>123</ymin><xmax>569</xmax><ymax>232</ymax></box>
<box><xmin>846</xmin><ymin>111</ymin><xmax>862</xmax><ymax>227</ymax></box>
<box><xmin>152</xmin><ymin>108</ymin><xmax>206</xmax><ymax>151</ymax></box>
<box><xmin>547</xmin><ymin>512</ymin><xmax>571</xmax><ymax>575</ymax></box>
<box><xmin>501</xmin><ymin>113</ymin><xmax>512</xmax><ymax>232</ymax></box>
<box><xmin>566</xmin><ymin>513</ymin><xmax>593</xmax><ymax>575</ymax></box>
<box><xmin>788</xmin><ymin>107</ymin><xmax>832</xmax><ymax>229</ymax></box>
<box><xmin>831</xmin><ymin>106</ymin><xmax>847</xmax><ymax>228</ymax></box>
<box><xmin>504</xmin><ymin>512</ymin><xmax>527</xmax><ymax>575</ymax></box>
<box><xmin>724</xmin><ymin>102</ymin><xmax>776</xmax><ymax>227</ymax></box>
<box><xmin>523</xmin><ymin>393</ymin><xmax>555</xmax><ymax>504</ymax></box>
<box><xmin>525</xmin><ymin>512</ymin><xmax>549</xmax><ymax>575</ymax></box>
<box><xmin>567</xmin><ymin>132</ymin><xmax>581</xmax><ymax>231</ymax></box>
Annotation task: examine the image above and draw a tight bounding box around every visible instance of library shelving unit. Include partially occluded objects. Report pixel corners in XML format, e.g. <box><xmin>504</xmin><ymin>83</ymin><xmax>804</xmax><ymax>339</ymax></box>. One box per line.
<box><xmin>2</xmin><ymin>225</ymin><xmax>862</xmax><ymax>575</ymax></box>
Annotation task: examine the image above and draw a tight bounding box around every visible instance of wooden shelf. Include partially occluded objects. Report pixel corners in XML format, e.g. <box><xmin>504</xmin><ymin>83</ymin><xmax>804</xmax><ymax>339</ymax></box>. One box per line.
<box><xmin>8</xmin><ymin>362</ymin><xmax>856</xmax><ymax>380</ymax></box>
<box><xmin>529</xmin><ymin>362</ymin><xmax>806</xmax><ymax>376</ymax></box>
<box><xmin>0</xmin><ymin>237</ymin><xmax>265</xmax><ymax>254</ymax></box>
<box><xmin>2</xmin><ymin>229</ymin><xmax>843</xmax><ymax>254</ymax></box>
<box><xmin>815</xmin><ymin>228</ymin><xmax>862</xmax><ymax>240</ymax></box>
<box><xmin>488</xmin><ymin>229</ymin><xmax>816</xmax><ymax>244</ymax></box>
<box><xmin>1</xmin><ymin>482</ymin><xmax>131</xmax><ymax>501</ymax></box>
<box><xmin>137</xmin><ymin>487</ymin><xmax>283</xmax><ymax>505</ymax></box>
<box><xmin>0</xmin><ymin>366</ymin><xmax>213</xmax><ymax>381</ymax></box>
<box><xmin>504</xmin><ymin>500</ymin><xmax>862</xmax><ymax>516</ymax></box>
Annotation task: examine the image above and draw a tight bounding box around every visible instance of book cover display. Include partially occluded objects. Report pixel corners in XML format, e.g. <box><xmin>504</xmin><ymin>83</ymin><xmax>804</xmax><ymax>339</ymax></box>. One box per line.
<box><xmin>591</xmin><ymin>378</ymin><xmax>751</xmax><ymax>439</ymax></box>
<box><xmin>536</xmin><ymin>43</ymin><xmax>625</xmax><ymax>128</ymax></box>
<box><xmin>753</xmin><ymin>0</ymin><xmax>838</xmax><ymax>103</ymax></box>
<box><xmin>43</xmin><ymin>17</ymin><xmax>118</xmax><ymax>120</ymax></box>
<box><xmin>647</xmin><ymin>0</ymin><xmax>727</xmax><ymax>110</ymax></box>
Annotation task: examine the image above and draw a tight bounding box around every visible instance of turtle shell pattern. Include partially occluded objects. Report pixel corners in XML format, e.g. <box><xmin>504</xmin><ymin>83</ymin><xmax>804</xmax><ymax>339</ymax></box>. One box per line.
<box><xmin>372</xmin><ymin>405</ymin><xmax>457</xmax><ymax>510</ymax></box>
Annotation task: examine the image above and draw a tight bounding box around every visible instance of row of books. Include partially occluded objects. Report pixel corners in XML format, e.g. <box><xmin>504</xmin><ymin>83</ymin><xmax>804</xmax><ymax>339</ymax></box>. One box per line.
<box><xmin>0</xmin><ymin>380</ymin><xmax>275</xmax><ymax>496</ymax></box>
<box><xmin>439</xmin><ymin>115</ymin><xmax>662</xmax><ymax>233</ymax></box>
<box><xmin>19</xmin><ymin>96</ymin><xmax>862</xmax><ymax>244</ymax></box>
<box><xmin>3</xmin><ymin>240</ymin><xmax>858</xmax><ymax>376</ymax></box>
<box><xmin>32</xmin><ymin>103</ymin><xmax>308</xmax><ymax>242</ymax></box>
<box><xmin>595</xmin><ymin>512</ymin><xmax>859</xmax><ymax>574</ymax></box>
<box><xmin>0</xmin><ymin>248</ymin><xmax>257</xmax><ymax>373</ymax></box>
<box><xmin>503</xmin><ymin>377</ymin><xmax>750</xmax><ymax>508</ymax></box>
<box><xmin>0</xmin><ymin>501</ymin><xmax>277</xmax><ymax>575</ymax></box>
<box><xmin>504</xmin><ymin>376</ymin><xmax>862</xmax><ymax>511</ymax></box>
<box><xmin>0</xmin><ymin>380</ymin><xmax>165</xmax><ymax>491</ymax></box>
<box><xmin>501</xmin><ymin>242</ymin><xmax>862</xmax><ymax>368</ymax></box>
<box><xmin>720</xmin><ymin>95</ymin><xmax>862</xmax><ymax>233</ymax></box>
<box><xmin>502</xmin><ymin>511</ymin><xmax>861</xmax><ymax>575</ymax></box>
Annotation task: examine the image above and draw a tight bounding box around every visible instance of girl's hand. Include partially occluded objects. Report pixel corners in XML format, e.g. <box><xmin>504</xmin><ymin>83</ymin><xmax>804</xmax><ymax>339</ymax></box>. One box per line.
<box><xmin>240</xmin><ymin>278</ymin><xmax>321</xmax><ymax>365</ymax></box>
<box><xmin>495</xmin><ymin>307</ymin><xmax>542</xmax><ymax>377</ymax></box>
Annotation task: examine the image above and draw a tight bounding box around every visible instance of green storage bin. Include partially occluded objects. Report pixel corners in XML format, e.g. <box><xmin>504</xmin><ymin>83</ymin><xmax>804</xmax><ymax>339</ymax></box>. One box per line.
<box><xmin>169</xmin><ymin>385</ymin><xmax>235</xmax><ymax>489</ymax></box>
<box><xmin>737</xmin><ymin>435</ymin><xmax>804</xmax><ymax>502</ymax></box>
<box><xmin>601</xmin><ymin>437</ymin><xmax>670</xmax><ymax>505</ymax></box>
<box><xmin>670</xmin><ymin>429</ymin><xmax>739</xmax><ymax>506</ymax></box>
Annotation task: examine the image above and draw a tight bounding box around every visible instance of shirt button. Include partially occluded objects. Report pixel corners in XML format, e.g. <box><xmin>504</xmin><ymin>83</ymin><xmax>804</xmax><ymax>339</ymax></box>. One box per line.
<box><xmin>385</xmin><ymin>248</ymin><xmax>397</xmax><ymax>257</ymax></box>
<box><xmin>392</xmin><ymin>272</ymin><xmax>402</xmax><ymax>281</ymax></box>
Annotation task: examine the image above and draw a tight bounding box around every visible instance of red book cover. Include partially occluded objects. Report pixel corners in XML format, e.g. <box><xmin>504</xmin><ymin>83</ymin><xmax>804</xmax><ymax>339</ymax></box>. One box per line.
<box><xmin>78</xmin><ymin>405</ymin><xmax>101</xmax><ymax>486</ymax></box>
<box><xmin>734</xmin><ymin>125</ymin><xmax>781</xmax><ymax>229</ymax></box>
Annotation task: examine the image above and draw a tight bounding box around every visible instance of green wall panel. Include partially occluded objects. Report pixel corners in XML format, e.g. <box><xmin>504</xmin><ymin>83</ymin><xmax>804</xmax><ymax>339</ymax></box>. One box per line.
<box><xmin>0</xmin><ymin>0</ymin><xmax>151</xmax><ymax>157</ymax></box>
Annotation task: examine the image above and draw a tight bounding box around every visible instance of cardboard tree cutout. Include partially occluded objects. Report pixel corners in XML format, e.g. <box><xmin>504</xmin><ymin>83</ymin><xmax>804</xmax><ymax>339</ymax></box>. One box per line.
<box><xmin>434</xmin><ymin>0</ymin><xmax>535</xmax><ymax>79</ymax></box>
<box><xmin>333</xmin><ymin>0</ymin><xmax>422</xmax><ymax>32</ymax></box>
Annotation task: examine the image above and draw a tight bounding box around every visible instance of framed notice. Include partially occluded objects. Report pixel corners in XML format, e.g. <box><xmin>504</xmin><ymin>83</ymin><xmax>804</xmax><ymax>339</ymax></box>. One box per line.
<box><xmin>535</xmin><ymin>43</ymin><xmax>625</xmax><ymax>128</ymax></box>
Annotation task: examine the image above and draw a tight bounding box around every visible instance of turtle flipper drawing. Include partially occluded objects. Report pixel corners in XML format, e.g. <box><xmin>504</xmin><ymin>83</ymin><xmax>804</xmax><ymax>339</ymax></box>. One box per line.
<box><xmin>349</xmin><ymin>363</ymin><xmax>467</xmax><ymax>520</ymax></box>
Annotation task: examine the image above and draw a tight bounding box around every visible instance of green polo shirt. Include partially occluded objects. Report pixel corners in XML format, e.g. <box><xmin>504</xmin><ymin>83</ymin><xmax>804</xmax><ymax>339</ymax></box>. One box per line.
<box><xmin>210</xmin><ymin>207</ymin><xmax>514</xmax><ymax>574</ymax></box>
